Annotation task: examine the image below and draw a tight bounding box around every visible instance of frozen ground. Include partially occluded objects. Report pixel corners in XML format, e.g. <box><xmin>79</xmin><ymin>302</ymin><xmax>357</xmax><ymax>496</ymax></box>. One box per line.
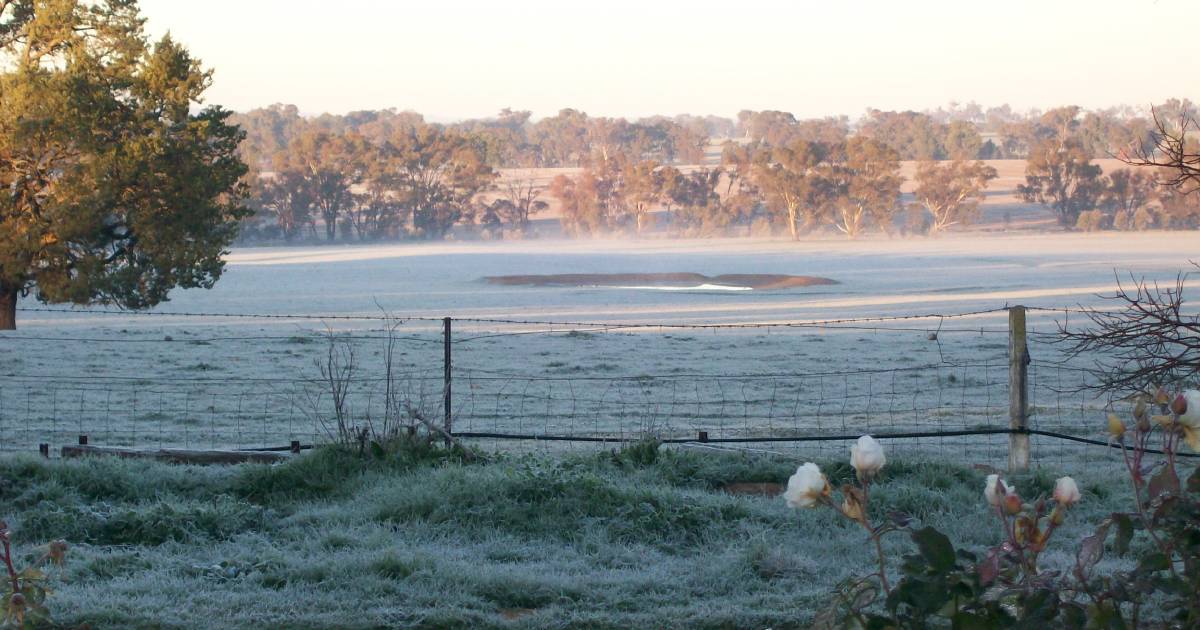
<box><xmin>2</xmin><ymin>232</ymin><xmax>1197</xmax><ymax>469</ymax></box>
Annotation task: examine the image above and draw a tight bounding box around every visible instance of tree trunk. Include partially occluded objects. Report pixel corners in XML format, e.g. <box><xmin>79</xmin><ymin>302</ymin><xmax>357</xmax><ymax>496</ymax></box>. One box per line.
<box><xmin>0</xmin><ymin>283</ymin><xmax>16</xmax><ymax>331</ymax></box>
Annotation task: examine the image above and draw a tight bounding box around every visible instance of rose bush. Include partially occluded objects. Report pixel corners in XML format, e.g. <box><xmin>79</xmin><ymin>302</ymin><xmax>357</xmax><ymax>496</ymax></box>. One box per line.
<box><xmin>804</xmin><ymin>387</ymin><xmax>1200</xmax><ymax>629</ymax></box>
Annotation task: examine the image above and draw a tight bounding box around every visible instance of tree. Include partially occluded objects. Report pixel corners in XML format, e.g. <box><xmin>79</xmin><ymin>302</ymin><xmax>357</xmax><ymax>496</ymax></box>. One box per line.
<box><xmin>665</xmin><ymin>168</ymin><xmax>732</xmax><ymax>236</ymax></box>
<box><xmin>1119</xmin><ymin>104</ymin><xmax>1200</xmax><ymax>194</ymax></box>
<box><xmin>382</xmin><ymin>125</ymin><xmax>495</xmax><ymax>239</ymax></box>
<box><xmin>0</xmin><ymin>1</ymin><xmax>248</xmax><ymax>330</ymax></box>
<box><xmin>1018</xmin><ymin>139</ymin><xmax>1104</xmax><ymax>227</ymax></box>
<box><xmin>912</xmin><ymin>160</ymin><xmax>997</xmax><ymax>234</ymax></box>
<box><xmin>492</xmin><ymin>172</ymin><xmax>548</xmax><ymax>237</ymax></box>
<box><xmin>829</xmin><ymin>138</ymin><xmax>903</xmax><ymax>237</ymax></box>
<box><xmin>753</xmin><ymin>140</ymin><xmax>828</xmax><ymax>239</ymax></box>
<box><xmin>250</xmin><ymin>171</ymin><xmax>314</xmax><ymax>242</ymax></box>
<box><xmin>1100</xmin><ymin>168</ymin><xmax>1156</xmax><ymax>230</ymax></box>
<box><xmin>1157</xmin><ymin>184</ymin><xmax>1200</xmax><ymax>229</ymax></box>
<box><xmin>550</xmin><ymin>172</ymin><xmax>606</xmax><ymax>237</ymax></box>
<box><xmin>620</xmin><ymin>158</ymin><xmax>663</xmax><ymax>234</ymax></box>
<box><xmin>277</xmin><ymin>130</ymin><xmax>365</xmax><ymax>242</ymax></box>
<box><xmin>858</xmin><ymin>110</ymin><xmax>945</xmax><ymax>160</ymax></box>
<box><xmin>942</xmin><ymin>121</ymin><xmax>984</xmax><ymax>160</ymax></box>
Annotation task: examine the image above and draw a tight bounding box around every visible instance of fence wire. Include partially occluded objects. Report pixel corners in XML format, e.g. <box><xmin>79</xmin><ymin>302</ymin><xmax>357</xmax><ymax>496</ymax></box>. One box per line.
<box><xmin>0</xmin><ymin>305</ymin><xmax>1177</xmax><ymax>471</ymax></box>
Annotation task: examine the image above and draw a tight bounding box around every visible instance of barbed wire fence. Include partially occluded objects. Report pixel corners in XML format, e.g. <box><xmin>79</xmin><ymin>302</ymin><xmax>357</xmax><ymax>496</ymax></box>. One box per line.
<box><xmin>1</xmin><ymin>304</ymin><xmax>1189</xmax><ymax>470</ymax></box>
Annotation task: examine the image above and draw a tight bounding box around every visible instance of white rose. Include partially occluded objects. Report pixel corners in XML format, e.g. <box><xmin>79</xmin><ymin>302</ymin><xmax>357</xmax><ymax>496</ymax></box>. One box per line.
<box><xmin>783</xmin><ymin>462</ymin><xmax>828</xmax><ymax>509</ymax></box>
<box><xmin>984</xmin><ymin>474</ymin><xmax>1012</xmax><ymax>507</ymax></box>
<box><xmin>1053</xmin><ymin>476</ymin><xmax>1081</xmax><ymax>506</ymax></box>
<box><xmin>1179</xmin><ymin>390</ymin><xmax>1200</xmax><ymax>452</ymax></box>
<box><xmin>850</xmin><ymin>435</ymin><xmax>886</xmax><ymax>481</ymax></box>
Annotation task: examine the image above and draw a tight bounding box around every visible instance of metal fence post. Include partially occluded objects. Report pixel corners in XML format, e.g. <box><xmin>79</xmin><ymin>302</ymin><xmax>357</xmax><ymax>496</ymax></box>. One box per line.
<box><xmin>1008</xmin><ymin>305</ymin><xmax>1031</xmax><ymax>472</ymax></box>
<box><xmin>443</xmin><ymin>317</ymin><xmax>453</xmax><ymax>446</ymax></box>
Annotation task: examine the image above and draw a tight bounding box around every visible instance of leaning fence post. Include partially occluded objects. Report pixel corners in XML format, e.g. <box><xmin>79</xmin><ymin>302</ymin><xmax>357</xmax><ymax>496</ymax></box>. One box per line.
<box><xmin>1008</xmin><ymin>305</ymin><xmax>1031</xmax><ymax>472</ymax></box>
<box><xmin>443</xmin><ymin>317</ymin><xmax>453</xmax><ymax>447</ymax></box>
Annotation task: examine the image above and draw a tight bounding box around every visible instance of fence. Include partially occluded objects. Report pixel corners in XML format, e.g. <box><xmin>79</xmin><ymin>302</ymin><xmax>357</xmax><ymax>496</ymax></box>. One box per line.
<box><xmin>0</xmin><ymin>304</ymin><xmax>1183</xmax><ymax>471</ymax></box>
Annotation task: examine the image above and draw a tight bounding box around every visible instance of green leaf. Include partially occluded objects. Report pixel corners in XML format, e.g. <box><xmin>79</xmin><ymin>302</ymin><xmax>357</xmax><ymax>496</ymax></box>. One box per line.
<box><xmin>1148</xmin><ymin>464</ymin><xmax>1180</xmax><ymax>500</ymax></box>
<box><xmin>1076</xmin><ymin>521</ymin><xmax>1110</xmax><ymax>579</ymax></box>
<box><xmin>1137</xmin><ymin>552</ymin><xmax>1170</xmax><ymax>573</ymax></box>
<box><xmin>911</xmin><ymin>526</ymin><xmax>957</xmax><ymax>573</ymax></box>
<box><xmin>977</xmin><ymin>549</ymin><xmax>1000</xmax><ymax>586</ymax></box>
<box><xmin>887</xmin><ymin>511</ymin><xmax>914</xmax><ymax>528</ymax></box>
<box><xmin>1061</xmin><ymin>602</ymin><xmax>1087</xmax><ymax>628</ymax></box>
<box><xmin>1113</xmin><ymin>513</ymin><xmax>1134</xmax><ymax>556</ymax></box>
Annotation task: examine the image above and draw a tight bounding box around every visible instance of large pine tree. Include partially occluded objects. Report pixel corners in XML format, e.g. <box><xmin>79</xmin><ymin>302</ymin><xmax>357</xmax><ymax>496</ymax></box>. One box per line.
<box><xmin>0</xmin><ymin>0</ymin><xmax>248</xmax><ymax>329</ymax></box>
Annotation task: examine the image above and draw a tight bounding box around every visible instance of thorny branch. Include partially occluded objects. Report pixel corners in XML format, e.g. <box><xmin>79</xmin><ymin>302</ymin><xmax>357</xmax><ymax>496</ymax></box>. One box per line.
<box><xmin>1118</xmin><ymin>107</ymin><xmax>1200</xmax><ymax>195</ymax></box>
<box><xmin>1056</xmin><ymin>265</ymin><xmax>1200</xmax><ymax>394</ymax></box>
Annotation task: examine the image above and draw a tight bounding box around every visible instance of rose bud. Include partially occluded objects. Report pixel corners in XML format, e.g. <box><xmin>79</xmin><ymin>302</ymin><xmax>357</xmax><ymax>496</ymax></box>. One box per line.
<box><xmin>1133</xmin><ymin>398</ymin><xmax>1148</xmax><ymax>422</ymax></box>
<box><xmin>1107</xmin><ymin>414</ymin><xmax>1126</xmax><ymax>439</ymax></box>
<box><xmin>1053</xmin><ymin>476</ymin><xmax>1081</xmax><ymax>506</ymax></box>
<box><xmin>783</xmin><ymin>463</ymin><xmax>830</xmax><ymax>509</ymax></box>
<box><xmin>1003</xmin><ymin>493</ymin><xmax>1023</xmax><ymax>516</ymax></box>
<box><xmin>1171</xmin><ymin>393</ymin><xmax>1188</xmax><ymax>416</ymax></box>
<box><xmin>984</xmin><ymin>474</ymin><xmax>1010</xmax><ymax>507</ymax></box>
<box><xmin>849</xmin><ymin>435</ymin><xmax>886</xmax><ymax>483</ymax></box>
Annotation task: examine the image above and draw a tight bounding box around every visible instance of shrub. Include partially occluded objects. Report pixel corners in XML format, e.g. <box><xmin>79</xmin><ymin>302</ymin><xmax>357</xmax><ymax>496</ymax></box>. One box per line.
<box><xmin>1</xmin><ymin>523</ymin><xmax>68</xmax><ymax>627</ymax></box>
<box><xmin>808</xmin><ymin>388</ymin><xmax>1200</xmax><ymax>628</ymax></box>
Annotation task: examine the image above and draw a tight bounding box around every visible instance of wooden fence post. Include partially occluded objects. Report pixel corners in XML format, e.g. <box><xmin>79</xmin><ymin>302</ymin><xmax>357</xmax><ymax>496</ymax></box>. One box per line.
<box><xmin>443</xmin><ymin>317</ymin><xmax>453</xmax><ymax>447</ymax></box>
<box><xmin>1009</xmin><ymin>305</ymin><xmax>1031</xmax><ymax>472</ymax></box>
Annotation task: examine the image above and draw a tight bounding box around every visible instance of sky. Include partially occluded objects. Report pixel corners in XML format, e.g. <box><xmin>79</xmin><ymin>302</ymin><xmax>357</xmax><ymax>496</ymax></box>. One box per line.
<box><xmin>138</xmin><ymin>0</ymin><xmax>1199</xmax><ymax>121</ymax></box>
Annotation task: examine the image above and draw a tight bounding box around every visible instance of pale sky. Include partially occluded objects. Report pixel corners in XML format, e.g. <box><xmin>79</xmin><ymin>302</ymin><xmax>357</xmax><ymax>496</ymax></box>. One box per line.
<box><xmin>138</xmin><ymin>0</ymin><xmax>1199</xmax><ymax>121</ymax></box>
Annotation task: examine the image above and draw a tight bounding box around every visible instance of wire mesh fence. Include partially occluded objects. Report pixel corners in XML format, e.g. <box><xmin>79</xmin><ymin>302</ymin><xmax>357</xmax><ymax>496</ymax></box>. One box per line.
<box><xmin>0</xmin><ymin>304</ymin><xmax>1186</xmax><ymax>471</ymax></box>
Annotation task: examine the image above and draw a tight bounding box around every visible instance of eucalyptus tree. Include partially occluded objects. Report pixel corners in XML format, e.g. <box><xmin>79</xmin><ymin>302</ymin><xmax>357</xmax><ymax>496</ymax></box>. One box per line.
<box><xmin>912</xmin><ymin>160</ymin><xmax>998</xmax><ymax>234</ymax></box>
<box><xmin>382</xmin><ymin>125</ymin><xmax>495</xmax><ymax>239</ymax></box>
<box><xmin>1018</xmin><ymin>139</ymin><xmax>1104</xmax><ymax>227</ymax></box>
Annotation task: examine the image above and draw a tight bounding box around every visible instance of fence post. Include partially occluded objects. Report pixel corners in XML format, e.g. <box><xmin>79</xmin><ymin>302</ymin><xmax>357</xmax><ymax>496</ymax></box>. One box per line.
<box><xmin>1008</xmin><ymin>305</ymin><xmax>1031</xmax><ymax>472</ymax></box>
<box><xmin>443</xmin><ymin>317</ymin><xmax>453</xmax><ymax>447</ymax></box>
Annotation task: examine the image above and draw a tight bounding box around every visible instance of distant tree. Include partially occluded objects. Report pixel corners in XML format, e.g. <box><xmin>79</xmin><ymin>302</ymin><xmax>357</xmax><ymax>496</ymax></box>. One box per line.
<box><xmin>753</xmin><ymin>140</ymin><xmax>828</xmax><ymax>239</ymax></box>
<box><xmin>942</xmin><ymin>121</ymin><xmax>984</xmax><ymax>160</ymax></box>
<box><xmin>666</xmin><ymin>168</ymin><xmax>732</xmax><ymax>236</ymax></box>
<box><xmin>382</xmin><ymin>125</ymin><xmax>495</xmax><ymax>239</ymax></box>
<box><xmin>719</xmin><ymin>142</ymin><xmax>765</xmax><ymax>220</ymax></box>
<box><xmin>493</xmin><ymin>172</ymin><xmax>549</xmax><ymax>236</ymax></box>
<box><xmin>1074</xmin><ymin>209</ymin><xmax>1110</xmax><ymax>232</ymax></box>
<box><xmin>738</xmin><ymin>110</ymin><xmax>798</xmax><ymax>145</ymax></box>
<box><xmin>347</xmin><ymin>155</ymin><xmax>404</xmax><ymax>241</ymax></box>
<box><xmin>619</xmin><ymin>159</ymin><xmax>663</xmax><ymax>234</ymax></box>
<box><xmin>530</xmin><ymin>109</ymin><xmax>591</xmax><ymax>166</ymax></box>
<box><xmin>1100</xmin><ymin>169</ymin><xmax>1157</xmax><ymax>230</ymax></box>
<box><xmin>1157</xmin><ymin>185</ymin><xmax>1200</xmax><ymax>229</ymax></box>
<box><xmin>664</xmin><ymin>122</ymin><xmax>707</xmax><ymax>164</ymax></box>
<box><xmin>0</xmin><ymin>1</ymin><xmax>248</xmax><ymax>330</ymax></box>
<box><xmin>550</xmin><ymin>172</ymin><xmax>609</xmax><ymax>237</ymax></box>
<box><xmin>1077</xmin><ymin>110</ymin><xmax>1152</xmax><ymax>159</ymax></box>
<box><xmin>1036</xmin><ymin>106</ymin><xmax>1082</xmax><ymax>143</ymax></box>
<box><xmin>251</xmin><ymin>171</ymin><xmax>315</xmax><ymax>242</ymax></box>
<box><xmin>1118</xmin><ymin>104</ymin><xmax>1200</xmax><ymax>194</ymax></box>
<box><xmin>231</xmin><ymin>104</ymin><xmax>304</xmax><ymax>170</ymax></box>
<box><xmin>858</xmin><ymin>110</ymin><xmax>945</xmax><ymax>160</ymax></box>
<box><xmin>912</xmin><ymin>160</ymin><xmax>998</xmax><ymax>234</ymax></box>
<box><xmin>829</xmin><ymin>138</ymin><xmax>903</xmax><ymax>237</ymax></box>
<box><xmin>275</xmin><ymin>130</ymin><xmax>367</xmax><ymax>241</ymax></box>
<box><xmin>1018</xmin><ymin>139</ymin><xmax>1104</xmax><ymax>227</ymax></box>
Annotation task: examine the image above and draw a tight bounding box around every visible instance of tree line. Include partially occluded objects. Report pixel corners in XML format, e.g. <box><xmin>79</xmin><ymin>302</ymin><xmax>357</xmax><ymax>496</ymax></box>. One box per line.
<box><xmin>234</xmin><ymin>100</ymin><xmax>1199</xmax><ymax>243</ymax></box>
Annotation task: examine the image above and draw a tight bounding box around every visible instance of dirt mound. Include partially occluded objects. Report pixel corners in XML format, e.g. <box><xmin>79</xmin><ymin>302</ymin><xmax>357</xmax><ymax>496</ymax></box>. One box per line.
<box><xmin>483</xmin><ymin>272</ymin><xmax>837</xmax><ymax>289</ymax></box>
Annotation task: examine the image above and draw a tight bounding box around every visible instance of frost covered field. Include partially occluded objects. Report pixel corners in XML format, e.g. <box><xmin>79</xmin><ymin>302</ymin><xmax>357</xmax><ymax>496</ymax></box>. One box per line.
<box><xmin>3</xmin><ymin>232</ymin><xmax>1198</xmax><ymax>466</ymax></box>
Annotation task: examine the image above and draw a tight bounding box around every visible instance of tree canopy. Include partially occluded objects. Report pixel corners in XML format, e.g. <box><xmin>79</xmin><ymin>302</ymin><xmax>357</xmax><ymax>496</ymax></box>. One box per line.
<box><xmin>0</xmin><ymin>0</ymin><xmax>248</xmax><ymax>329</ymax></box>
